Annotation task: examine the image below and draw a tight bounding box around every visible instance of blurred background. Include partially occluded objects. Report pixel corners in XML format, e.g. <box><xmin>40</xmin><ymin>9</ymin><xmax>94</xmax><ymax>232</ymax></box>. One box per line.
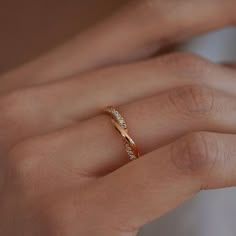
<box><xmin>1</xmin><ymin>1</ymin><xmax>236</xmax><ymax>235</ymax></box>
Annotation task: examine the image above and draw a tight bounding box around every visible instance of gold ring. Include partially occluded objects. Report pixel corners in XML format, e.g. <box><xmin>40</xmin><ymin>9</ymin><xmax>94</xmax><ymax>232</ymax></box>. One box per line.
<box><xmin>105</xmin><ymin>106</ymin><xmax>140</xmax><ymax>161</ymax></box>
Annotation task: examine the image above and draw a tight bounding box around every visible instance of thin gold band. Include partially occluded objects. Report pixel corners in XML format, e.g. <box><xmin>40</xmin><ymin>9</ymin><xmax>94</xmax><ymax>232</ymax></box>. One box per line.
<box><xmin>105</xmin><ymin>106</ymin><xmax>140</xmax><ymax>161</ymax></box>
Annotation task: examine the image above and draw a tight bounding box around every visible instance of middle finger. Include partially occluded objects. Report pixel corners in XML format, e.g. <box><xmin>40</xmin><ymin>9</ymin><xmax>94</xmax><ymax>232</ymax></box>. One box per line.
<box><xmin>8</xmin><ymin>83</ymin><xmax>236</xmax><ymax>195</ymax></box>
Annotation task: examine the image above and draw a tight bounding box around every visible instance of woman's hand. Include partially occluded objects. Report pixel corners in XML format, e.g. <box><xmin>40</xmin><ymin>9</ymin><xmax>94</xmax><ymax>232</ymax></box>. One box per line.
<box><xmin>1</xmin><ymin>0</ymin><xmax>236</xmax><ymax>235</ymax></box>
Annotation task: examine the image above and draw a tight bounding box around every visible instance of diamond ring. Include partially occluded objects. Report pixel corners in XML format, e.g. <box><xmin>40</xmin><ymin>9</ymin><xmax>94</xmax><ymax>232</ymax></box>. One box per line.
<box><xmin>105</xmin><ymin>106</ymin><xmax>140</xmax><ymax>161</ymax></box>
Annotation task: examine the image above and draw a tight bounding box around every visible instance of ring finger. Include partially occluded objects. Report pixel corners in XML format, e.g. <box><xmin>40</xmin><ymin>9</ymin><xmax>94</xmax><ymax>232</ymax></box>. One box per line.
<box><xmin>8</xmin><ymin>83</ymin><xmax>236</xmax><ymax>195</ymax></box>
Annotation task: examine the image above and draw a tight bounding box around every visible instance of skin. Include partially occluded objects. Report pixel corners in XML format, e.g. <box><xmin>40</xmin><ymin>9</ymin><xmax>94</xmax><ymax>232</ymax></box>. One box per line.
<box><xmin>1</xmin><ymin>0</ymin><xmax>236</xmax><ymax>235</ymax></box>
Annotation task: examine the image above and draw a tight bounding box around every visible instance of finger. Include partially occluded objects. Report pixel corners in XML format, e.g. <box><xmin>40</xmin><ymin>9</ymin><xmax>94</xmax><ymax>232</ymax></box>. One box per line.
<box><xmin>85</xmin><ymin>132</ymin><xmax>236</xmax><ymax>234</ymax></box>
<box><xmin>2</xmin><ymin>53</ymin><xmax>236</xmax><ymax>151</ymax></box>
<box><xmin>9</xmin><ymin>85</ymin><xmax>236</xmax><ymax>195</ymax></box>
<box><xmin>1</xmin><ymin>0</ymin><xmax>235</xmax><ymax>93</ymax></box>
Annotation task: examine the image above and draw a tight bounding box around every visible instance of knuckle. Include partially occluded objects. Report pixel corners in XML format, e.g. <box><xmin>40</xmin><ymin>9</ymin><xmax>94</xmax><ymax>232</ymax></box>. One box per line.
<box><xmin>168</xmin><ymin>85</ymin><xmax>215</xmax><ymax>115</ymax></box>
<box><xmin>171</xmin><ymin>132</ymin><xmax>219</xmax><ymax>173</ymax></box>
<box><xmin>158</xmin><ymin>52</ymin><xmax>213</xmax><ymax>81</ymax></box>
<box><xmin>178</xmin><ymin>52</ymin><xmax>206</xmax><ymax>69</ymax></box>
<box><xmin>161</xmin><ymin>52</ymin><xmax>201</xmax><ymax>66</ymax></box>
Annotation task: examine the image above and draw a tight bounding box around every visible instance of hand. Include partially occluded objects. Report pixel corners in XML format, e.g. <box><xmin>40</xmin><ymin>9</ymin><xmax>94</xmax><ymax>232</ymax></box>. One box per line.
<box><xmin>1</xmin><ymin>0</ymin><xmax>236</xmax><ymax>235</ymax></box>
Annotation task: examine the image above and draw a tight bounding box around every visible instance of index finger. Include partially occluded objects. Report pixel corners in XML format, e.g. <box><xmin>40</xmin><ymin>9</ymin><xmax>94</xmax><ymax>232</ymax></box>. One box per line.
<box><xmin>1</xmin><ymin>0</ymin><xmax>235</xmax><ymax>93</ymax></box>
